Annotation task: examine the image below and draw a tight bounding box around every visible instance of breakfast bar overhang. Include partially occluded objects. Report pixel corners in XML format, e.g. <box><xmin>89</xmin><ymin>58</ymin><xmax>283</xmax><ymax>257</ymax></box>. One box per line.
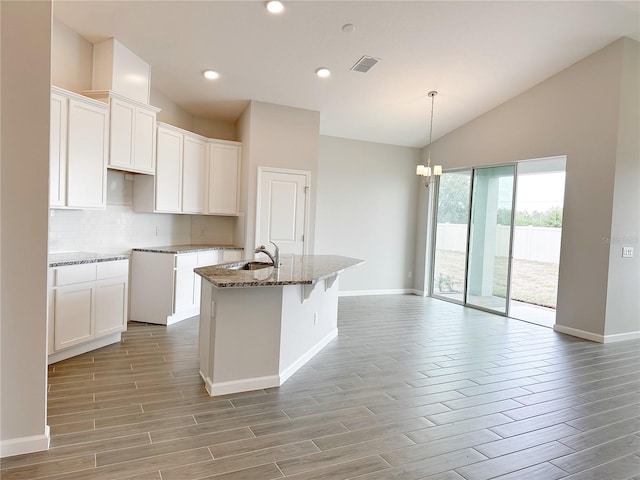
<box><xmin>194</xmin><ymin>255</ymin><xmax>363</xmax><ymax>396</ymax></box>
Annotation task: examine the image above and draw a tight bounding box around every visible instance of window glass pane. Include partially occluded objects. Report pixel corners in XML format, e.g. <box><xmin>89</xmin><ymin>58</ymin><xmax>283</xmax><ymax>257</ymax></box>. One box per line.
<box><xmin>432</xmin><ymin>170</ymin><xmax>472</xmax><ymax>302</ymax></box>
<box><xmin>465</xmin><ymin>165</ymin><xmax>515</xmax><ymax>314</ymax></box>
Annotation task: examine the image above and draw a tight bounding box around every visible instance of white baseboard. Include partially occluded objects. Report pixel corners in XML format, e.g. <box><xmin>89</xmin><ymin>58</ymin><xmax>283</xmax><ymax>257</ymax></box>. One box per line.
<box><xmin>0</xmin><ymin>425</ymin><xmax>50</xmax><ymax>458</ymax></box>
<box><xmin>166</xmin><ymin>310</ymin><xmax>199</xmax><ymax>326</ymax></box>
<box><xmin>554</xmin><ymin>325</ymin><xmax>603</xmax><ymax>342</ymax></box>
<box><xmin>339</xmin><ymin>289</ymin><xmax>413</xmax><ymax>297</ymax></box>
<box><xmin>555</xmin><ymin>325</ymin><xmax>640</xmax><ymax>343</ymax></box>
<box><xmin>201</xmin><ymin>329</ymin><xmax>339</xmax><ymax>397</ymax></box>
<box><xmin>48</xmin><ymin>333</ymin><xmax>121</xmax><ymax>365</ymax></box>
<box><xmin>203</xmin><ymin>374</ymin><xmax>281</xmax><ymax>397</ymax></box>
<box><xmin>279</xmin><ymin>328</ymin><xmax>338</xmax><ymax>384</ymax></box>
<box><xmin>602</xmin><ymin>330</ymin><xmax>640</xmax><ymax>343</ymax></box>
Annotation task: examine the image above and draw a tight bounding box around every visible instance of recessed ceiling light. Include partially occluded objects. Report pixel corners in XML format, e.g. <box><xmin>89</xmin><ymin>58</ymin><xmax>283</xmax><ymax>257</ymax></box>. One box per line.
<box><xmin>203</xmin><ymin>70</ymin><xmax>219</xmax><ymax>80</ymax></box>
<box><xmin>315</xmin><ymin>67</ymin><xmax>331</xmax><ymax>78</ymax></box>
<box><xmin>266</xmin><ymin>1</ymin><xmax>284</xmax><ymax>14</ymax></box>
<box><xmin>342</xmin><ymin>23</ymin><xmax>356</xmax><ymax>33</ymax></box>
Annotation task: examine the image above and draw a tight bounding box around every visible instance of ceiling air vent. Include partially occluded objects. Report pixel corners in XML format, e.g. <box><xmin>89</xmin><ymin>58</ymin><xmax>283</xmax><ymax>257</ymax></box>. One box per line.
<box><xmin>350</xmin><ymin>55</ymin><xmax>380</xmax><ymax>73</ymax></box>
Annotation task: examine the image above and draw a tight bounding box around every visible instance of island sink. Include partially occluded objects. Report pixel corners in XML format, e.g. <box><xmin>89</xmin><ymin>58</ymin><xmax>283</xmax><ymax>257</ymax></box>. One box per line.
<box><xmin>222</xmin><ymin>261</ymin><xmax>273</xmax><ymax>271</ymax></box>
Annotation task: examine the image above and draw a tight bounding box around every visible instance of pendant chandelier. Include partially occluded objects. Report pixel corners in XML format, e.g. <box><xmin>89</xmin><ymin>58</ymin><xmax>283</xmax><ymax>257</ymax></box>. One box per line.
<box><xmin>416</xmin><ymin>90</ymin><xmax>442</xmax><ymax>188</ymax></box>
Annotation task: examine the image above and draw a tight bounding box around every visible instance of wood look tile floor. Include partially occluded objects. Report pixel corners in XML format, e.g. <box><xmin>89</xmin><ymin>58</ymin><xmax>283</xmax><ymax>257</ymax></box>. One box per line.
<box><xmin>2</xmin><ymin>295</ymin><xmax>640</xmax><ymax>480</ymax></box>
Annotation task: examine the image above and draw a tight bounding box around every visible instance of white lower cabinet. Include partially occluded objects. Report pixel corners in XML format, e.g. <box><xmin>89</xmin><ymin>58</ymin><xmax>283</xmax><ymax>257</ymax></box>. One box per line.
<box><xmin>174</xmin><ymin>253</ymin><xmax>199</xmax><ymax>314</ymax></box>
<box><xmin>130</xmin><ymin>249</ymin><xmax>239</xmax><ymax>325</ymax></box>
<box><xmin>96</xmin><ymin>279</ymin><xmax>128</xmax><ymax>336</ymax></box>
<box><xmin>48</xmin><ymin>259</ymin><xmax>129</xmax><ymax>364</ymax></box>
<box><xmin>54</xmin><ymin>282</ymin><xmax>95</xmax><ymax>351</ymax></box>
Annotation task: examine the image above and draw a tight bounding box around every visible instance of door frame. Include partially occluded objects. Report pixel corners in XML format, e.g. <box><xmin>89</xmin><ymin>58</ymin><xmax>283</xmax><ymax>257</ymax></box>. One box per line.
<box><xmin>255</xmin><ymin>166</ymin><xmax>311</xmax><ymax>256</ymax></box>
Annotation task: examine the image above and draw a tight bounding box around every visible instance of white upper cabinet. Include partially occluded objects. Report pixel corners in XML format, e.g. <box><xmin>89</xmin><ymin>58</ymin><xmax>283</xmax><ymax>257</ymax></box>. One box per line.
<box><xmin>155</xmin><ymin>124</ymin><xmax>183</xmax><ymax>213</ymax></box>
<box><xmin>50</xmin><ymin>92</ymin><xmax>68</xmax><ymax>207</ymax></box>
<box><xmin>207</xmin><ymin>141</ymin><xmax>241</xmax><ymax>216</ymax></box>
<box><xmin>50</xmin><ymin>86</ymin><xmax>108</xmax><ymax>210</ymax></box>
<box><xmin>133</xmin><ymin>122</ymin><xmax>241</xmax><ymax>216</ymax></box>
<box><xmin>182</xmin><ymin>135</ymin><xmax>207</xmax><ymax>214</ymax></box>
<box><xmin>83</xmin><ymin>90</ymin><xmax>160</xmax><ymax>175</ymax></box>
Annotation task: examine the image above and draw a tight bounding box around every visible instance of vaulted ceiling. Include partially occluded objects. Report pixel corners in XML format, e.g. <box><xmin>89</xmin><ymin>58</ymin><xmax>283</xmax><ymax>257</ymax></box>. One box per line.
<box><xmin>53</xmin><ymin>0</ymin><xmax>640</xmax><ymax>147</ymax></box>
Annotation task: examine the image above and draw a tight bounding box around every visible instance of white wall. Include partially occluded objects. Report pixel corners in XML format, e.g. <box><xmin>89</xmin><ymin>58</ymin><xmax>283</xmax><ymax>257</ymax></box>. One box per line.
<box><xmin>415</xmin><ymin>37</ymin><xmax>639</xmax><ymax>341</ymax></box>
<box><xmin>238</xmin><ymin>101</ymin><xmax>320</xmax><ymax>255</ymax></box>
<box><xmin>316</xmin><ymin>136</ymin><xmax>421</xmax><ymax>293</ymax></box>
<box><xmin>605</xmin><ymin>38</ymin><xmax>640</xmax><ymax>337</ymax></box>
<box><xmin>151</xmin><ymin>87</ymin><xmax>194</xmax><ymax>131</ymax></box>
<box><xmin>0</xmin><ymin>0</ymin><xmax>51</xmax><ymax>456</ymax></box>
<box><xmin>51</xmin><ymin>18</ymin><xmax>92</xmax><ymax>93</ymax></box>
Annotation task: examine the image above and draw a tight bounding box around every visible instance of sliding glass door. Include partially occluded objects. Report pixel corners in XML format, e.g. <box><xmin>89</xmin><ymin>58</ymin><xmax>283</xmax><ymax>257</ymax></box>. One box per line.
<box><xmin>431</xmin><ymin>165</ymin><xmax>516</xmax><ymax>316</ymax></box>
<box><xmin>431</xmin><ymin>170</ymin><xmax>472</xmax><ymax>303</ymax></box>
<box><xmin>465</xmin><ymin>165</ymin><xmax>515</xmax><ymax>314</ymax></box>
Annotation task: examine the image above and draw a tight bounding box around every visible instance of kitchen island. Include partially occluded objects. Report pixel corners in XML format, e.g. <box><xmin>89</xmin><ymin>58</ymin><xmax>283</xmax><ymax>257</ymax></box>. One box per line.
<box><xmin>194</xmin><ymin>255</ymin><xmax>363</xmax><ymax>396</ymax></box>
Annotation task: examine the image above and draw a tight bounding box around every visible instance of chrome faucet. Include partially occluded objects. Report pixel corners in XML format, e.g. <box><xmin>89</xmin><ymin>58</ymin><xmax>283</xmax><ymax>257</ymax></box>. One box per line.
<box><xmin>254</xmin><ymin>241</ymin><xmax>280</xmax><ymax>268</ymax></box>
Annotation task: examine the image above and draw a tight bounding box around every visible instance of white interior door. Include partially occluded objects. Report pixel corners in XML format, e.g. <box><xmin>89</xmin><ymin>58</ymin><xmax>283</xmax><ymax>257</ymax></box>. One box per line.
<box><xmin>256</xmin><ymin>168</ymin><xmax>309</xmax><ymax>255</ymax></box>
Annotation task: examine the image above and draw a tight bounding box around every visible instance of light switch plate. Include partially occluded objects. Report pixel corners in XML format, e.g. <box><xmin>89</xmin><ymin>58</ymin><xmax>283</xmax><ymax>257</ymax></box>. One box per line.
<box><xmin>622</xmin><ymin>246</ymin><xmax>634</xmax><ymax>258</ymax></box>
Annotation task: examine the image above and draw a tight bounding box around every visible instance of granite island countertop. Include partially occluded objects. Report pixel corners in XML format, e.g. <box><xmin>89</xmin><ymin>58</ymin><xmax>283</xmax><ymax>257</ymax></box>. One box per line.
<box><xmin>194</xmin><ymin>255</ymin><xmax>364</xmax><ymax>288</ymax></box>
<box><xmin>132</xmin><ymin>244</ymin><xmax>243</xmax><ymax>254</ymax></box>
<box><xmin>49</xmin><ymin>252</ymin><xmax>130</xmax><ymax>267</ymax></box>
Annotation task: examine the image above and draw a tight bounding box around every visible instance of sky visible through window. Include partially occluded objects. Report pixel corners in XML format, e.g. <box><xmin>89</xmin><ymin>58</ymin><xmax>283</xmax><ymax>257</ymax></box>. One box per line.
<box><xmin>516</xmin><ymin>172</ymin><xmax>566</xmax><ymax>212</ymax></box>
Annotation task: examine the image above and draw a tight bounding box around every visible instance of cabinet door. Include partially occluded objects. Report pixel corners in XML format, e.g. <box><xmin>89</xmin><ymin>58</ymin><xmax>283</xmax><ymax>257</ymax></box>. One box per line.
<box><xmin>155</xmin><ymin>127</ymin><xmax>183</xmax><ymax>212</ymax></box>
<box><xmin>67</xmin><ymin>99</ymin><xmax>108</xmax><ymax>209</ymax></box>
<box><xmin>54</xmin><ymin>284</ymin><xmax>94</xmax><ymax>351</ymax></box>
<box><xmin>207</xmin><ymin>143</ymin><xmax>240</xmax><ymax>215</ymax></box>
<box><xmin>133</xmin><ymin>107</ymin><xmax>156</xmax><ymax>174</ymax></box>
<box><xmin>95</xmin><ymin>279</ymin><xmax>128</xmax><ymax>336</ymax></box>
<box><xmin>193</xmin><ymin>251</ymin><xmax>218</xmax><ymax>307</ymax></box>
<box><xmin>109</xmin><ymin>98</ymin><xmax>135</xmax><ymax>170</ymax></box>
<box><xmin>50</xmin><ymin>93</ymin><xmax>68</xmax><ymax>207</ymax></box>
<box><xmin>182</xmin><ymin>135</ymin><xmax>207</xmax><ymax>213</ymax></box>
<box><xmin>174</xmin><ymin>268</ymin><xmax>198</xmax><ymax>313</ymax></box>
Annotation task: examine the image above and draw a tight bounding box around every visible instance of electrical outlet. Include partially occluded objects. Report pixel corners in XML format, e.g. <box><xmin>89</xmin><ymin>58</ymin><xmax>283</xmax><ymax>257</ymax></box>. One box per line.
<box><xmin>313</xmin><ymin>312</ymin><xmax>318</xmax><ymax>325</ymax></box>
<box><xmin>155</xmin><ymin>226</ymin><xmax>159</xmax><ymax>236</ymax></box>
<box><xmin>200</xmin><ymin>227</ymin><xmax>206</xmax><ymax>237</ymax></box>
<box><xmin>622</xmin><ymin>246</ymin><xmax>634</xmax><ymax>258</ymax></box>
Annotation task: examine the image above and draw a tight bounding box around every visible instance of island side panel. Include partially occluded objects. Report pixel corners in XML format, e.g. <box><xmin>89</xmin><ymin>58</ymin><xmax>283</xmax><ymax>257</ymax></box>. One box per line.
<box><xmin>207</xmin><ymin>284</ymin><xmax>284</xmax><ymax>395</ymax></box>
<box><xmin>279</xmin><ymin>277</ymin><xmax>340</xmax><ymax>383</ymax></box>
<box><xmin>198</xmin><ymin>281</ymin><xmax>213</xmax><ymax>389</ymax></box>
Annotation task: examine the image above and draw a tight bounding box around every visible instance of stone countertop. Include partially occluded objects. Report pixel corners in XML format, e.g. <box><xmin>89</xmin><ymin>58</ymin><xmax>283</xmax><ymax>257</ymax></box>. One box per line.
<box><xmin>195</xmin><ymin>255</ymin><xmax>364</xmax><ymax>288</ymax></box>
<box><xmin>132</xmin><ymin>244</ymin><xmax>243</xmax><ymax>254</ymax></box>
<box><xmin>49</xmin><ymin>252</ymin><xmax>130</xmax><ymax>267</ymax></box>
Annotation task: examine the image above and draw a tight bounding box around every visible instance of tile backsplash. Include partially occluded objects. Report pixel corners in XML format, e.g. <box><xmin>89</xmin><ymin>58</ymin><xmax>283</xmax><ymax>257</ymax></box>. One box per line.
<box><xmin>48</xmin><ymin>171</ymin><xmax>237</xmax><ymax>254</ymax></box>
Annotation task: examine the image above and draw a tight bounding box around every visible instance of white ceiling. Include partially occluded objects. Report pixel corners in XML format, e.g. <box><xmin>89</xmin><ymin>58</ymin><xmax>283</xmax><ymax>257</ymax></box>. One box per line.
<box><xmin>53</xmin><ymin>1</ymin><xmax>639</xmax><ymax>148</ymax></box>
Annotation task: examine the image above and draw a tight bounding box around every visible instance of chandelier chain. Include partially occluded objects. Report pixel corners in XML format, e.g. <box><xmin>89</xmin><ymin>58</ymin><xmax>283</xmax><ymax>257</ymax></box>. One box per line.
<box><xmin>427</xmin><ymin>90</ymin><xmax>437</xmax><ymax>167</ymax></box>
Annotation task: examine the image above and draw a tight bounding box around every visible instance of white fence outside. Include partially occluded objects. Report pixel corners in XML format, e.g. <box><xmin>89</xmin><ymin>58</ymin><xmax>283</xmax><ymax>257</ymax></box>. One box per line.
<box><xmin>436</xmin><ymin>223</ymin><xmax>562</xmax><ymax>264</ymax></box>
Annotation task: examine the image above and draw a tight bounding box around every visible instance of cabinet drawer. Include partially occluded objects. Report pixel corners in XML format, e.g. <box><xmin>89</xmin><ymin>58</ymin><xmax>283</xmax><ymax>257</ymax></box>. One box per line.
<box><xmin>54</xmin><ymin>264</ymin><xmax>97</xmax><ymax>286</ymax></box>
<box><xmin>197</xmin><ymin>251</ymin><xmax>218</xmax><ymax>267</ymax></box>
<box><xmin>175</xmin><ymin>253</ymin><xmax>198</xmax><ymax>269</ymax></box>
<box><xmin>97</xmin><ymin>259</ymin><xmax>129</xmax><ymax>280</ymax></box>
